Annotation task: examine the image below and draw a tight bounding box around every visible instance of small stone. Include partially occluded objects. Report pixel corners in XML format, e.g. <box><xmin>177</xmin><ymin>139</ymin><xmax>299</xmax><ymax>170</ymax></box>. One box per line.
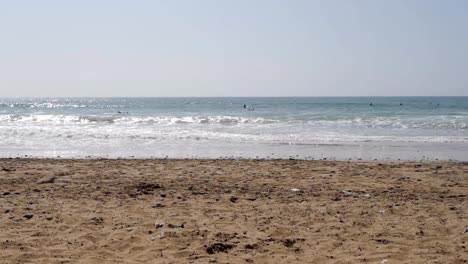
<box><xmin>229</xmin><ymin>196</ymin><xmax>238</xmax><ymax>203</ymax></box>
<box><xmin>23</xmin><ymin>214</ymin><xmax>34</xmax><ymax>219</ymax></box>
<box><xmin>46</xmin><ymin>217</ymin><xmax>53</xmax><ymax>221</ymax></box>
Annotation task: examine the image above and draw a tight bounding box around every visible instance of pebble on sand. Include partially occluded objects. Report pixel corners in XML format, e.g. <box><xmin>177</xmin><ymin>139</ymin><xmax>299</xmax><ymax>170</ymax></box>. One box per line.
<box><xmin>23</xmin><ymin>214</ymin><xmax>34</xmax><ymax>219</ymax></box>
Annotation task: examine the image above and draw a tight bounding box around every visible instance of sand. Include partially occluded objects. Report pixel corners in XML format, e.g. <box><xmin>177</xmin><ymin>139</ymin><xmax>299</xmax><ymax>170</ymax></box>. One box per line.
<box><xmin>0</xmin><ymin>159</ymin><xmax>467</xmax><ymax>263</ymax></box>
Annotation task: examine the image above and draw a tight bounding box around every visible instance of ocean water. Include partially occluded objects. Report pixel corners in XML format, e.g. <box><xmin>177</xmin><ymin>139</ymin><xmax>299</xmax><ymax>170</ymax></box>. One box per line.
<box><xmin>0</xmin><ymin>97</ymin><xmax>467</xmax><ymax>160</ymax></box>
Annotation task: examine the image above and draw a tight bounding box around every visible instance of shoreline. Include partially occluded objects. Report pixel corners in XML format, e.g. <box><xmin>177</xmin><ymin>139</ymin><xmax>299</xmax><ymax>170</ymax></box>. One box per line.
<box><xmin>1</xmin><ymin>159</ymin><xmax>467</xmax><ymax>263</ymax></box>
<box><xmin>2</xmin><ymin>140</ymin><xmax>467</xmax><ymax>162</ymax></box>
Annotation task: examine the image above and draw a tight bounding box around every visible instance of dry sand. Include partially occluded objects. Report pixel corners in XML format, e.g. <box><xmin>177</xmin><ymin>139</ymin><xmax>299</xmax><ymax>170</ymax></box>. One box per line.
<box><xmin>0</xmin><ymin>159</ymin><xmax>467</xmax><ymax>263</ymax></box>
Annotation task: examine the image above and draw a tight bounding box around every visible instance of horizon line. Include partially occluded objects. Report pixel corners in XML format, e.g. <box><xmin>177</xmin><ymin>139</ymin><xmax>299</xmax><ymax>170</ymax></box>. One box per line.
<box><xmin>1</xmin><ymin>95</ymin><xmax>467</xmax><ymax>99</ymax></box>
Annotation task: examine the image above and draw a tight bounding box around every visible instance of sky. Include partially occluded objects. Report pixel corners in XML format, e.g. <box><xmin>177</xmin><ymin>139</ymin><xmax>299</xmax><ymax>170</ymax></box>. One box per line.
<box><xmin>0</xmin><ymin>0</ymin><xmax>467</xmax><ymax>97</ymax></box>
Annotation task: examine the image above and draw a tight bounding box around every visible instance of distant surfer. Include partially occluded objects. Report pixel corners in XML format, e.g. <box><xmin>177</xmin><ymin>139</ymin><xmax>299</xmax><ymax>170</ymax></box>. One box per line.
<box><xmin>370</xmin><ymin>102</ymin><xmax>373</xmax><ymax>106</ymax></box>
<box><xmin>243</xmin><ymin>104</ymin><xmax>247</xmax><ymax>109</ymax></box>
<box><xmin>400</xmin><ymin>102</ymin><xmax>403</xmax><ymax>106</ymax></box>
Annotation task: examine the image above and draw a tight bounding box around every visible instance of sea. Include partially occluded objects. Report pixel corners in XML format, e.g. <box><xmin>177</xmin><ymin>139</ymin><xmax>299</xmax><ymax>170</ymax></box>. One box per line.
<box><xmin>0</xmin><ymin>97</ymin><xmax>467</xmax><ymax>161</ymax></box>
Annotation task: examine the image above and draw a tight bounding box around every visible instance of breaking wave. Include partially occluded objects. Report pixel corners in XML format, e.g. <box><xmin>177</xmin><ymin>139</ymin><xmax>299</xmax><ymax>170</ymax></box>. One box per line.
<box><xmin>0</xmin><ymin>114</ymin><xmax>466</xmax><ymax>129</ymax></box>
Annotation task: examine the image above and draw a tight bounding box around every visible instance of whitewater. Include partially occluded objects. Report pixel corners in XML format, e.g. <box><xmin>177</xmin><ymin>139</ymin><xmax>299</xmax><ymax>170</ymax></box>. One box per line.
<box><xmin>0</xmin><ymin>97</ymin><xmax>467</xmax><ymax>160</ymax></box>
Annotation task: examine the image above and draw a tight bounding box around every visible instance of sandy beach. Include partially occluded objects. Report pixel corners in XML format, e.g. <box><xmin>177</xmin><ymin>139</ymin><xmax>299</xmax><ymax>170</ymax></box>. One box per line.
<box><xmin>0</xmin><ymin>159</ymin><xmax>467</xmax><ymax>263</ymax></box>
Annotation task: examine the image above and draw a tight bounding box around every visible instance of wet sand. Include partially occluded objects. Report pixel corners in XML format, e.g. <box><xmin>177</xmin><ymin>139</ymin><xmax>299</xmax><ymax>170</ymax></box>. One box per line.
<box><xmin>0</xmin><ymin>159</ymin><xmax>467</xmax><ymax>263</ymax></box>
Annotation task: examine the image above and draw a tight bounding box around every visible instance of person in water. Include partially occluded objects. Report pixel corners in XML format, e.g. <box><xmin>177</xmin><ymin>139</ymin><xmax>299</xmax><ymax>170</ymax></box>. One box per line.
<box><xmin>243</xmin><ymin>104</ymin><xmax>247</xmax><ymax>109</ymax></box>
<box><xmin>370</xmin><ymin>102</ymin><xmax>373</xmax><ymax>106</ymax></box>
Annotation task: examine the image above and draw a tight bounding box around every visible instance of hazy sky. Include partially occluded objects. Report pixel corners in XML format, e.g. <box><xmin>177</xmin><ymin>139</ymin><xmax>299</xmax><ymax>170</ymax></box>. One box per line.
<box><xmin>1</xmin><ymin>0</ymin><xmax>467</xmax><ymax>97</ymax></box>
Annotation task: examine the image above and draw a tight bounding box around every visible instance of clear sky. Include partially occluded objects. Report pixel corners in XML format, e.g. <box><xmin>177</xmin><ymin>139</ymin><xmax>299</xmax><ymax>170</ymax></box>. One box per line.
<box><xmin>1</xmin><ymin>0</ymin><xmax>467</xmax><ymax>97</ymax></box>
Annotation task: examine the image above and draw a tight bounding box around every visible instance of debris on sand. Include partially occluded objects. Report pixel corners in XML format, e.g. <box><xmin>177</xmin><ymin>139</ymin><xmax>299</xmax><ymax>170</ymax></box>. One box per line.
<box><xmin>155</xmin><ymin>221</ymin><xmax>184</xmax><ymax>230</ymax></box>
<box><xmin>36</xmin><ymin>175</ymin><xmax>56</xmax><ymax>184</ymax></box>
<box><xmin>157</xmin><ymin>232</ymin><xmax>165</xmax><ymax>239</ymax></box>
<box><xmin>1</xmin><ymin>166</ymin><xmax>15</xmax><ymax>172</ymax></box>
<box><xmin>206</xmin><ymin>243</ymin><xmax>235</xmax><ymax>254</ymax></box>
<box><xmin>89</xmin><ymin>216</ymin><xmax>104</xmax><ymax>225</ymax></box>
<box><xmin>167</xmin><ymin>223</ymin><xmax>184</xmax><ymax>229</ymax></box>
<box><xmin>341</xmin><ymin>190</ymin><xmax>353</xmax><ymax>197</ymax></box>
<box><xmin>282</xmin><ymin>238</ymin><xmax>304</xmax><ymax>248</ymax></box>
<box><xmin>244</xmin><ymin>244</ymin><xmax>259</xmax><ymax>250</ymax></box>
<box><xmin>282</xmin><ymin>239</ymin><xmax>297</xmax><ymax>248</ymax></box>
<box><xmin>128</xmin><ymin>182</ymin><xmax>161</xmax><ymax>197</ymax></box>
<box><xmin>291</xmin><ymin>188</ymin><xmax>301</xmax><ymax>192</ymax></box>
